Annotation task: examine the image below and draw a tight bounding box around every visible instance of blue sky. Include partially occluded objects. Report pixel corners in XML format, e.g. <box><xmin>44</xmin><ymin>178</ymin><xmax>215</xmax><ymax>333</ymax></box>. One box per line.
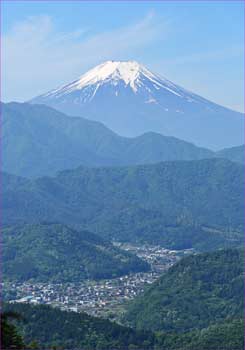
<box><xmin>2</xmin><ymin>1</ymin><xmax>244</xmax><ymax>111</ymax></box>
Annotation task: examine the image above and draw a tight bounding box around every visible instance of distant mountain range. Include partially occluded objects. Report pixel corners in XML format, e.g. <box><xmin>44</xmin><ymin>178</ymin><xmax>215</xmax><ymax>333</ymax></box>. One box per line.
<box><xmin>3</xmin><ymin>158</ymin><xmax>243</xmax><ymax>250</ymax></box>
<box><xmin>3</xmin><ymin>223</ymin><xmax>149</xmax><ymax>283</ymax></box>
<box><xmin>30</xmin><ymin>60</ymin><xmax>244</xmax><ymax>150</ymax></box>
<box><xmin>2</xmin><ymin>102</ymin><xmax>243</xmax><ymax>178</ymax></box>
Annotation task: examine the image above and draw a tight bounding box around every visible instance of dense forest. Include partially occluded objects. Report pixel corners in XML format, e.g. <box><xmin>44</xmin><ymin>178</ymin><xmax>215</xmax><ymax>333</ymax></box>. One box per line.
<box><xmin>3</xmin><ymin>223</ymin><xmax>149</xmax><ymax>282</ymax></box>
<box><xmin>124</xmin><ymin>248</ymin><xmax>244</xmax><ymax>333</ymax></box>
<box><xmin>160</xmin><ymin>319</ymin><xmax>244</xmax><ymax>350</ymax></box>
<box><xmin>4</xmin><ymin>302</ymin><xmax>244</xmax><ymax>350</ymax></box>
<box><xmin>3</xmin><ymin>303</ymin><xmax>156</xmax><ymax>350</ymax></box>
<box><xmin>3</xmin><ymin>158</ymin><xmax>243</xmax><ymax>250</ymax></box>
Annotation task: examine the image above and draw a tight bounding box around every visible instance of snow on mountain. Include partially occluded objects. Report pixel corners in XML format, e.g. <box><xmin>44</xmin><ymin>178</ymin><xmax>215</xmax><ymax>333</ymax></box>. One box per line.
<box><xmin>39</xmin><ymin>60</ymin><xmax>205</xmax><ymax>103</ymax></box>
<box><xmin>30</xmin><ymin>60</ymin><xmax>244</xmax><ymax>150</ymax></box>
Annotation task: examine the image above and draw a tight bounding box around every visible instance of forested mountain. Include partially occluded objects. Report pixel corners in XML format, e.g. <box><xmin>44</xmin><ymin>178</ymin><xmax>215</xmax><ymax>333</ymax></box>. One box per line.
<box><xmin>124</xmin><ymin>248</ymin><xmax>244</xmax><ymax>333</ymax></box>
<box><xmin>157</xmin><ymin>318</ymin><xmax>244</xmax><ymax>350</ymax></box>
<box><xmin>3</xmin><ymin>223</ymin><xmax>149</xmax><ymax>282</ymax></box>
<box><xmin>3</xmin><ymin>303</ymin><xmax>156</xmax><ymax>350</ymax></box>
<box><xmin>3</xmin><ymin>158</ymin><xmax>243</xmax><ymax>250</ymax></box>
<box><xmin>173</xmin><ymin>319</ymin><xmax>244</xmax><ymax>350</ymax></box>
<box><xmin>4</xmin><ymin>301</ymin><xmax>244</xmax><ymax>349</ymax></box>
<box><xmin>3</xmin><ymin>102</ymin><xmax>215</xmax><ymax>178</ymax></box>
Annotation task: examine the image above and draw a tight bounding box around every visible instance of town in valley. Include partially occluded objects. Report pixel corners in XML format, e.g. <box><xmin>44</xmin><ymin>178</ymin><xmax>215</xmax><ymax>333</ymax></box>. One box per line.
<box><xmin>4</xmin><ymin>244</ymin><xmax>194</xmax><ymax>320</ymax></box>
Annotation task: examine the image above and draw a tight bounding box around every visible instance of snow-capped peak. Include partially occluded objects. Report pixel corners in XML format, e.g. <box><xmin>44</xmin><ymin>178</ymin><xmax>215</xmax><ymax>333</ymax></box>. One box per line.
<box><xmin>43</xmin><ymin>60</ymin><xmax>186</xmax><ymax>98</ymax></box>
<box><xmin>76</xmin><ymin>60</ymin><xmax>142</xmax><ymax>90</ymax></box>
<box><xmin>46</xmin><ymin>60</ymin><xmax>155</xmax><ymax>95</ymax></box>
<box><xmin>39</xmin><ymin>60</ymin><xmax>208</xmax><ymax>106</ymax></box>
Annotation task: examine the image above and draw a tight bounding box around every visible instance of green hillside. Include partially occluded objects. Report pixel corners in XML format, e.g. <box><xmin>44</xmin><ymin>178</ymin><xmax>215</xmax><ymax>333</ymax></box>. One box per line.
<box><xmin>4</xmin><ymin>303</ymin><xmax>156</xmax><ymax>350</ymax></box>
<box><xmin>3</xmin><ymin>158</ymin><xmax>243</xmax><ymax>250</ymax></box>
<box><xmin>3</xmin><ymin>223</ymin><xmax>149</xmax><ymax>282</ymax></box>
<box><xmin>4</xmin><ymin>301</ymin><xmax>244</xmax><ymax>349</ymax></box>
<box><xmin>169</xmin><ymin>319</ymin><xmax>244</xmax><ymax>350</ymax></box>
<box><xmin>124</xmin><ymin>248</ymin><xmax>244</xmax><ymax>333</ymax></box>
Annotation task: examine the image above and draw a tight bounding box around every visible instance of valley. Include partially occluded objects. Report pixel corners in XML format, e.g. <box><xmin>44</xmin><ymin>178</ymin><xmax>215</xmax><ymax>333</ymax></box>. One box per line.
<box><xmin>4</xmin><ymin>247</ymin><xmax>244</xmax><ymax>350</ymax></box>
<box><xmin>4</xmin><ymin>244</ymin><xmax>192</xmax><ymax>320</ymax></box>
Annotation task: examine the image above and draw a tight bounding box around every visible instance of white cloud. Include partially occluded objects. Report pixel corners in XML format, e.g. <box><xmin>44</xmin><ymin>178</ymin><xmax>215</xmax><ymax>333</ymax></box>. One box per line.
<box><xmin>2</xmin><ymin>12</ymin><xmax>167</xmax><ymax>101</ymax></box>
<box><xmin>159</xmin><ymin>45</ymin><xmax>244</xmax><ymax>66</ymax></box>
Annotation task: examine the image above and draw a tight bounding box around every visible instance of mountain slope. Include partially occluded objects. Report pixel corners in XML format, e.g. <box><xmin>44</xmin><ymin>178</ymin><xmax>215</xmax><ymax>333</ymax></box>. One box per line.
<box><xmin>4</xmin><ymin>303</ymin><xmax>244</xmax><ymax>350</ymax></box>
<box><xmin>31</xmin><ymin>60</ymin><xmax>244</xmax><ymax>150</ymax></box>
<box><xmin>3</xmin><ymin>223</ymin><xmax>149</xmax><ymax>282</ymax></box>
<box><xmin>216</xmin><ymin>145</ymin><xmax>244</xmax><ymax>164</ymax></box>
<box><xmin>161</xmin><ymin>319</ymin><xmax>244</xmax><ymax>350</ymax></box>
<box><xmin>3</xmin><ymin>159</ymin><xmax>243</xmax><ymax>250</ymax></box>
<box><xmin>4</xmin><ymin>303</ymin><xmax>156</xmax><ymax>350</ymax></box>
<box><xmin>2</xmin><ymin>102</ymin><xmax>214</xmax><ymax>178</ymax></box>
<box><xmin>124</xmin><ymin>248</ymin><xmax>244</xmax><ymax>333</ymax></box>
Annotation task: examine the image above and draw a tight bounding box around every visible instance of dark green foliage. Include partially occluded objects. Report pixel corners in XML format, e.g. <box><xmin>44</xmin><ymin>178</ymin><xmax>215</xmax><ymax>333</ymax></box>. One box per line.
<box><xmin>124</xmin><ymin>248</ymin><xmax>244</xmax><ymax>333</ymax></box>
<box><xmin>4</xmin><ymin>303</ymin><xmax>156</xmax><ymax>349</ymax></box>
<box><xmin>3</xmin><ymin>303</ymin><xmax>244</xmax><ymax>350</ymax></box>
<box><xmin>1</xmin><ymin>311</ymin><xmax>25</xmax><ymax>349</ymax></box>
<box><xmin>158</xmin><ymin>319</ymin><xmax>244</xmax><ymax>350</ymax></box>
<box><xmin>185</xmin><ymin>319</ymin><xmax>244</xmax><ymax>350</ymax></box>
<box><xmin>3</xmin><ymin>158</ymin><xmax>244</xmax><ymax>250</ymax></box>
<box><xmin>3</xmin><ymin>223</ymin><xmax>149</xmax><ymax>282</ymax></box>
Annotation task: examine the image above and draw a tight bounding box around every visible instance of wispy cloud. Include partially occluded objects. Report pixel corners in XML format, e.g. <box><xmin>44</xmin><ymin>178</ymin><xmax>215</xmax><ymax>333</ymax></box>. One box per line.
<box><xmin>2</xmin><ymin>12</ymin><xmax>167</xmax><ymax>101</ymax></box>
<box><xmin>159</xmin><ymin>45</ymin><xmax>244</xmax><ymax>66</ymax></box>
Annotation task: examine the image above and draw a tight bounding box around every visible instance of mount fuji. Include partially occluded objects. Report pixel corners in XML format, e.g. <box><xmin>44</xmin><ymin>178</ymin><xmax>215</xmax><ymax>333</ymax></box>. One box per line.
<box><xmin>31</xmin><ymin>60</ymin><xmax>243</xmax><ymax>150</ymax></box>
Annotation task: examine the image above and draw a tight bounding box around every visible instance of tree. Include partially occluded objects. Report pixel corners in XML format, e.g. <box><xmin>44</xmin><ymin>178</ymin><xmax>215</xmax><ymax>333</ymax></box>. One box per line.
<box><xmin>1</xmin><ymin>311</ymin><xmax>25</xmax><ymax>349</ymax></box>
